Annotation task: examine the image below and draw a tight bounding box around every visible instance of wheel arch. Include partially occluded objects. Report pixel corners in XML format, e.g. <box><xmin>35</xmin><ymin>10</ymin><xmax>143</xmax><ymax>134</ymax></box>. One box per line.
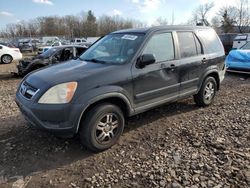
<box><xmin>76</xmin><ymin>93</ymin><xmax>134</xmax><ymax>133</ymax></box>
<box><xmin>199</xmin><ymin>70</ymin><xmax>220</xmax><ymax>91</ymax></box>
<box><xmin>1</xmin><ymin>54</ymin><xmax>13</xmax><ymax>62</ymax></box>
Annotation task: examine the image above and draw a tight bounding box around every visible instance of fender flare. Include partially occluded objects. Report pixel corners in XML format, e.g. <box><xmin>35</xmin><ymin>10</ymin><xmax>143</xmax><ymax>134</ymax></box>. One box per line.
<box><xmin>198</xmin><ymin>69</ymin><xmax>220</xmax><ymax>92</ymax></box>
<box><xmin>75</xmin><ymin>91</ymin><xmax>134</xmax><ymax>133</ymax></box>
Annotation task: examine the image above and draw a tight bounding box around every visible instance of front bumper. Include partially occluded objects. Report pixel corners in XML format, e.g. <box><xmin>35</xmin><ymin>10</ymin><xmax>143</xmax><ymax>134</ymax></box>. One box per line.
<box><xmin>15</xmin><ymin>91</ymin><xmax>83</xmax><ymax>136</ymax></box>
<box><xmin>17</xmin><ymin>63</ymin><xmax>26</xmax><ymax>76</ymax></box>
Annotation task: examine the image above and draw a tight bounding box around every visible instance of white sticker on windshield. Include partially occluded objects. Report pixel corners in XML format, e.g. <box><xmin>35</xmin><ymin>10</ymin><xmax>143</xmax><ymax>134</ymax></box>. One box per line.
<box><xmin>122</xmin><ymin>35</ymin><xmax>138</xmax><ymax>40</ymax></box>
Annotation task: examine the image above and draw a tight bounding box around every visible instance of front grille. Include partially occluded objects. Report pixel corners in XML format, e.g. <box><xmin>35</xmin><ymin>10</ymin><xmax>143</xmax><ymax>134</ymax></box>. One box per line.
<box><xmin>20</xmin><ymin>82</ymin><xmax>39</xmax><ymax>100</ymax></box>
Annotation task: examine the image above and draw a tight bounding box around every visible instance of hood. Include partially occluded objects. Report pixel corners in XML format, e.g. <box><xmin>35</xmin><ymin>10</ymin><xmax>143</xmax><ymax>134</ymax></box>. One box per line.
<box><xmin>25</xmin><ymin>59</ymin><xmax>115</xmax><ymax>89</ymax></box>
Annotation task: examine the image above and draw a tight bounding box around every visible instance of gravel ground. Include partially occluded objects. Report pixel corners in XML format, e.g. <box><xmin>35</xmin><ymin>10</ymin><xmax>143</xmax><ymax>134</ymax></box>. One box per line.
<box><xmin>0</xmin><ymin>73</ymin><xmax>249</xmax><ymax>188</ymax></box>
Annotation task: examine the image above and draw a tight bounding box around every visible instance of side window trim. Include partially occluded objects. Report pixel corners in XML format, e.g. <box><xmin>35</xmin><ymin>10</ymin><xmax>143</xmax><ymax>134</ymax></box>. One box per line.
<box><xmin>141</xmin><ymin>31</ymin><xmax>176</xmax><ymax>64</ymax></box>
<box><xmin>193</xmin><ymin>33</ymin><xmax>204</xmax><ymax>55</ymax></box>
<box><xmin>177</xmin><ymin>31</ymin><xmax>199</xmax><ymax>59</ymax></box>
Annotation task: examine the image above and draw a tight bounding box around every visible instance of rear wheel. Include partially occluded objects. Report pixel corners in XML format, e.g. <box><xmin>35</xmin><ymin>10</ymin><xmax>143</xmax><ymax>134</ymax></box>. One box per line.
<box><xmin>1</xmin><ymin>55</ymin><xmax>13</xmax><ymax>64</ymax></box>
<box><xmin>194</xmin><ymin>77</ymin><xmax>217</xmax><ymax>107</ymax></box>
<box><xmin>79</xmin><ymin>103</ymin><xmax>124</xmax><ymax>152</ymax></box>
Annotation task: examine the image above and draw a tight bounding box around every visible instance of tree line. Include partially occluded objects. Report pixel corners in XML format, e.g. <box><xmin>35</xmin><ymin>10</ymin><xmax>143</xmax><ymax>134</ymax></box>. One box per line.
<box><xmin>1</xmin><ymin>0</ymin><xmax>249</xmax><ymax>39</ymax></box>
<box><xmin>190</xmin><ymin>0</ymin><xmax>250</xmax><ymax>33</ymax></box>
<box><xmin>0</xmin><ymin>10</ymin><xmax>144</xmax><ymax>39</ymax></box>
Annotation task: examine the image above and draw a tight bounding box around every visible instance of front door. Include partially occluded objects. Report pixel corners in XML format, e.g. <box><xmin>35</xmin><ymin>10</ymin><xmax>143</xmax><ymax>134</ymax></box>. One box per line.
<box><xmin>132</xmin><ymin>32</ymin><xmax>180</xmax><ymax>109</ymax></box>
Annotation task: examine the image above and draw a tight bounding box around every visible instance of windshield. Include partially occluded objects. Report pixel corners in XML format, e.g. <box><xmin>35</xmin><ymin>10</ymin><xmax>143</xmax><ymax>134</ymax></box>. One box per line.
<box><xmin>41</xmin><ymin>48</ymin><xmax>60</xmax><ymax>58</ymax></box>
<box><xmin>79</xmin><ymin>33</ymin><xmax>145</xmax><ymax>64</ymax></box>
<box><xmin>241</xmin><ymin>42</ymin><xmax>250</xmax><ymax>50</ymax></box>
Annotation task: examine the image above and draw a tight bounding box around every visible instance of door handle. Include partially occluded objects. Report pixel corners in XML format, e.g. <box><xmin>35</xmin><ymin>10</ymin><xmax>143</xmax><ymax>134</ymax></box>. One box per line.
<box><xmin>165</xmin><ymin>64</ymin><xmax>176</xmax><ymax>71</ymax></box>
<box><xmin>202</xmin><ymin>58</ymin><xmax>207</xmax><ymax>63</ymax></box>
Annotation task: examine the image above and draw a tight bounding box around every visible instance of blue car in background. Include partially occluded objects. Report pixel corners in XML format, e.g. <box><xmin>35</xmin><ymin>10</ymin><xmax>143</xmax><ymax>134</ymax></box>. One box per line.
<box><xmin>226</xmin><ymin>42</ymin><xmax>250</xmax><ymax>73</ymax></box>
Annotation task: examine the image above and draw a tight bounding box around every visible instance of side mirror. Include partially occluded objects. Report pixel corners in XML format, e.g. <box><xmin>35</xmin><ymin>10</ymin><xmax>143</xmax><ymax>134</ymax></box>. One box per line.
<box><xmin>136</xmin><ymin>54</ymin><xmax>156</xmax><ymax>69</ymax></box>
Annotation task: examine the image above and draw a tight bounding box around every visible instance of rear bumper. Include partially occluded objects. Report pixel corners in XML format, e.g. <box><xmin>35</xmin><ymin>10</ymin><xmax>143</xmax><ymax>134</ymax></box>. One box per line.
<box><xmin>219</xmin><ymin>64</ymin><xmax>226</xmax><ymax>83</ymax></box>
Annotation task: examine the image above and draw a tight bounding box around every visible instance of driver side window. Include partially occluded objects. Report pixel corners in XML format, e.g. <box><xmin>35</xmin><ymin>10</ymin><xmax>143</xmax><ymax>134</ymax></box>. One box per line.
<box><xmin>143</xmin><ymin>33</ymin><xmax>175</xmax><ymax>63</ymax></box>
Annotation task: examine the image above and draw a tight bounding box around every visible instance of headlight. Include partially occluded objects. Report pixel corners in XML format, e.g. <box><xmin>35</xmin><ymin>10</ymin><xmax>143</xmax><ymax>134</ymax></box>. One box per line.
<box><xmin>38</xmin><ymin>82</ymin><xmax>77</xmax><ymax>104</ymax></box>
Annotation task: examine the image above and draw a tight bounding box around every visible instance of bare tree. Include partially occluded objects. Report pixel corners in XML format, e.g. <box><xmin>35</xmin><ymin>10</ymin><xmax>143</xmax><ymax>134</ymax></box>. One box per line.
<box><xmin>152</xmin><ymin>17</ymin><xmax>168</xmax><ymax>26</ymax></box>
<box><xmin>97</xmin><ymin>15</ymin><xmax>133</xmax><ymax>36</ymax></box>
<box><xmin>212</xmin><ymin>0</ymin><xmax>250</xmax><ymax>33</ymax></box>
<box><xmin>0</xmin><ymin>10</ymin><xmax>143</xmax><ymax>39</ymax></box>
<box><xmin>192</xmin><ymin>2</ymin><xmax>214</xmax><ymax>26</ymax></box>
<box><xmin>235</xmin><ymin>0</ymin><xmax>250</xmax><ymax>33</ymax></box>
<box><xmin>215</xmin><ymin>6</ymin><xmax>237</xmax><ymax>33</ymax></box>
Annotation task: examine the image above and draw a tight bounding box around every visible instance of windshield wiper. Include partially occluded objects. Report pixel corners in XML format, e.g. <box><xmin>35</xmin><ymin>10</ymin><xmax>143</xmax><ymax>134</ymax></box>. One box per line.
<box><xmin>82</xmin><ymin>58</ymin><xmax>107</xmax><ymax>64</ymax></box>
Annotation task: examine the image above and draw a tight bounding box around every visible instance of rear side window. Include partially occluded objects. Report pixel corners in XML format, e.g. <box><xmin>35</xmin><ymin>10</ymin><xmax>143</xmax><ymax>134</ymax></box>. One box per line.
<box><xmin>143</xmin><ymin>33</ymin><xmax>174</xmax><ymax>62</ymax></box>
<box><xmin>197</xmin><ymin>29</ymin><xmax>223</xmax><ymax>53</ymax></box>
<box><xmin>177</xmin><ymin>32</ymin><xmax>197</xmax><ymax>58</ymax></box>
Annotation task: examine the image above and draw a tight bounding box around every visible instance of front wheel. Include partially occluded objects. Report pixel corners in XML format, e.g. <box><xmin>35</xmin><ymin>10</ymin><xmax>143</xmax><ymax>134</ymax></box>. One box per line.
<box><xmin>194</xmin><ymin>77</ymin><xmax>217</xmax><ymax>107</ymax></box>
<box><xmin>79</xmin><ymin>103</ymin><xmax>125</xmax><ymax>152</ymax></box>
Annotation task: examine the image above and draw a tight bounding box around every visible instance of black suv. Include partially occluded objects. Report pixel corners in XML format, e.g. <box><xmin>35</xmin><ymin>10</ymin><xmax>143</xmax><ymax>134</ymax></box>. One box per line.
<box><xmin>16</xmin><ymin>26</ymin><xmax>225</xmax><ymax>152</ymax></box>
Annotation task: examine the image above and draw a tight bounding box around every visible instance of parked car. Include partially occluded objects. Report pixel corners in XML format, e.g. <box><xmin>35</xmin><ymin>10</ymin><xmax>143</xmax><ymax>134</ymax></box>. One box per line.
<box><xmin>226</xmin><ymin>41</ymin><xmax>250</xmax><ymax>73</ymax></box>
<box><xmin>232</xmin><ymin>33</ymin><xmax>250</xmax><ymax>49</ymax></box>
<box><xmin>0</xmin><ymin>42</ymin><xmax>16</xmax><ymax>48</ymax></box>
<box><xmin>0</xmin><ymin>44</ymin><xmax>22</xmax><ymax>64</ymax></box>
<box><xmin>18</xmin><ymin>39</ymin><xmax>41</xmax><ymax>53</ymax></box>
<box><xmin>17</xmin><ymin>45</ymin><xmax>87</xmax><ymax>76</ymax></box>
<box><xmin>37</xmin><ymin>41</ymin><xmax>66</xmax><ymax>55</ymax></box>
<box><xmin>70</xmin><ymin>38</ymin><xmax>91</xmax><ymax>47</ymax></box>
<box><xmin>15</xmin><ymin>26</ymin><xmax>226</xmax><ymax>152</ymax></box>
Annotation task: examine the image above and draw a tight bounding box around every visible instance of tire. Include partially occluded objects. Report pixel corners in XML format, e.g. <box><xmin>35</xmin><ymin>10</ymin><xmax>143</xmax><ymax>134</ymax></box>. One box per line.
<box><xmin>79</xmin><ymin>103</ymin><xmax>125</xmax><ymax>152</ymax></box>
<box><xmin>1</xmin><ymin>55</ymin><xmax>13</xmax><ymax>64</ymax></box>
<box><xmin>194</xmin><ymin>77</ymin><xmax>217</xmax><ymax>107</ymax></box>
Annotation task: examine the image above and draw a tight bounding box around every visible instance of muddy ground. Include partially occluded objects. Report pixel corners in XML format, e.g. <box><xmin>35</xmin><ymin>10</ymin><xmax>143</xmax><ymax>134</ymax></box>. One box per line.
<box><xmin>0</xmin><ymin>73</ymin><xmax>249</xmax><ymax>188</ymax></box>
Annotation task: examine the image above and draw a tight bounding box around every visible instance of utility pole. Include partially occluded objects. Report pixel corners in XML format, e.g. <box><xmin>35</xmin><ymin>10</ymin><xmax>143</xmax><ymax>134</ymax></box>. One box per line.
<box><xmin>171</xmin><ymin>10</ymin><xmax>175</xmax><ymax>25</ymax></box>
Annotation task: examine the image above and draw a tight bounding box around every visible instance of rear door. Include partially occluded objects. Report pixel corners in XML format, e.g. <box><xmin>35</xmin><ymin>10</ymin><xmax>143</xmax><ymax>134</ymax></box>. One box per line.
<box><xmin>132</xmin><ymin>31</ymin><xmax>180</xmax><ymax>108</ymax></box>
<box><xmin>176</xmin><ymin>31</ymin><xmax>206</xmax><ymax>96</ymax></box>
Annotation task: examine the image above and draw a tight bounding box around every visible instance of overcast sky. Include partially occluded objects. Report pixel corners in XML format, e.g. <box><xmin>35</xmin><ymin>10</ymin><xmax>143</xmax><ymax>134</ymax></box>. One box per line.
<box><xmin>0</xmin><ymin>0</ymin><xmax>240</xmax><ymax>29</ymax></box>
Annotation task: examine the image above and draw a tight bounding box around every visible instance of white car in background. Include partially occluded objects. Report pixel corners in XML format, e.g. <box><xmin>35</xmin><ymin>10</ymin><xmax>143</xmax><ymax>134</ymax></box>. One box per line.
<box><xmin>232</xmin><ymin>33</ymin><xmax>250</xmax><ymax>49</ymax></box>
<box><xmin>38</xmin><ymin>41</ymin><xmax>65</xmax><ymax>54</ymax></box>
<box><xmin>0</xmin><ymin>44</ymin><xmax>22</xmax><ymax>64</ymax></box>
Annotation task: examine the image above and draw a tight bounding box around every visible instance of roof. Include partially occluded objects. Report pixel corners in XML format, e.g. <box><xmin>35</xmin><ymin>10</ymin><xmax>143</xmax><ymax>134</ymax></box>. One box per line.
<box><xmin>112</xmin><ymin>25</ymin><xmax>212</xmax><ymax>34</ymax></box>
